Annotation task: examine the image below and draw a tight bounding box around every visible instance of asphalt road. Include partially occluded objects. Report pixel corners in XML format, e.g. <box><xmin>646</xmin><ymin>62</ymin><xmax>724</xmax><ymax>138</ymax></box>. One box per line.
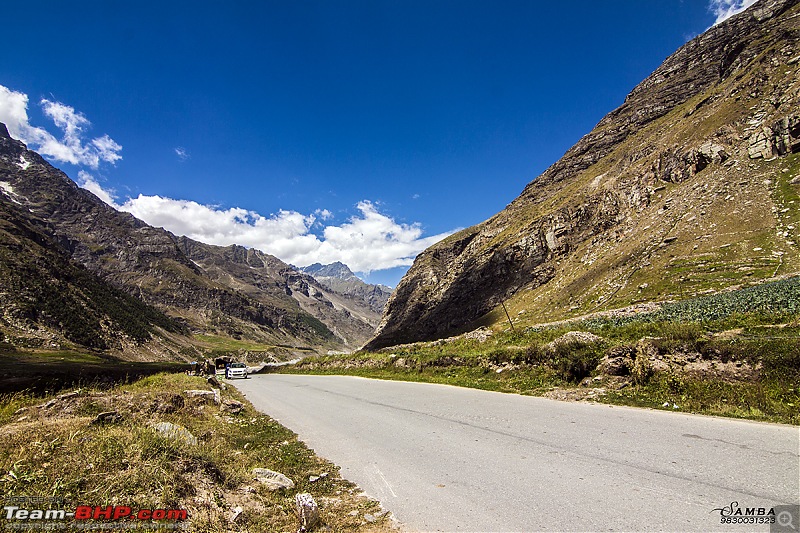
<box><xmin>233</xmin><ymin>375</ymin><xmax>800</xmax><ymax>532</ymax></box>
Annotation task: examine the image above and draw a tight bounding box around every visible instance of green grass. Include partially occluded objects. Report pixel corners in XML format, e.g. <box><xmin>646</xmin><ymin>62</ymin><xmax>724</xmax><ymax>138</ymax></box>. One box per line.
<box><xmin>285</xmin><ymin>331</ymin><xmax>799</xmax><ymax>425</ymax></box>
<box><xmin>284</xmin><ymin>278</ymin><xmax>800</xmax><ymax>425</ymax></box>
<box><xmin>603</xmin><ymin>375</ymin><xmax>800</xmax><ymax>424</ymax></box>
<box><xmin>285</xmin><ymin>364</ymin><xmax>566</xmax><ymax>396</ymax></box>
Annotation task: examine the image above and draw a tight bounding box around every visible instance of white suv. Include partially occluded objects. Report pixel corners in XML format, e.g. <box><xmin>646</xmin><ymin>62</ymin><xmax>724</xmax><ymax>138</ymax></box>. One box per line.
<box><xmin>226</xmin><ymin>362</ymin><xmax>249</xmax><ymax>379</ymax></box>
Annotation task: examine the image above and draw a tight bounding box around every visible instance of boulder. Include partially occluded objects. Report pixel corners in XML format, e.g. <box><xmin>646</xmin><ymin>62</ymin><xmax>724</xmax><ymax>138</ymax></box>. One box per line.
<box><xmin>252</xmin><ymin>468</ymin><xmax>294</xmax><ymax>491</ymax></box>
<box><xmin>597</xmin><ymin>345</ymin><xmax>636</xmax><ymax>376</ymax></box>
<box><xmin>546</xmin><ymin>331</ymin><xmax>604</xmax><ymax>353</ymax></box>
<box><xmin>697</xmin><ymin>142</ymin><xmax>728</xmax><ymax>164</ymax></box>
<box><xmin>37</xmin><ymin>391</ymin><xmax>80</xmax><ymax>409</ymax></box>
<box><xmin>90</xmin><ymin>411</ymin><xmax>122</xmax><ymax>425</ymax></box>
<box><xmin>748</xmin><ymin>128</ymin><xmax>776</xmax><ymax>159</ymax></box>
<box><xmin>294</xmin><ymin>493</ymin><xmax>320</xmax><ymax>532</ymax></box>
<box><xmin>749</xmin><ymin>115</ymin><xmax>800</xmax><ymax>159</ymax></box>
<box><xmin>463</xmin><ymin>327</ymin><xmax>493</xmax><ymax>342</ymax></box>
<box><xmin>393</xmin><ymin>357</ymin><xmax>411</xmax><ymax>369</ymax></box>
<box><xmin>206</xmin><ymin>375</ymin><xmax>224</xmax><ymax>389</ymax></box>
<box><xmin>151</xmin><ymin>422</ymin><xmax>197</xmax><ymax>446</ymax></box>
<box><xmin>773</xmin><ymin>115</ymin><xmax>800</xmax><ymax>155</ymax></box>
<box><xmin>600</xmin><ymin>357</ymin><xmax>631</xmax><ymax>376</ymax></box>
<box><xmin>153</xmin><ymin>393</ymin><xmax>185</xmax><ymax>413</ymax></box>
<box><xmin>184</xmin><ymin>389</ymin><xmax>220</xmax><ymax>404</ymax></box>
<box><xmin>221</xmin><ymin>400</ymin><xmax>244</xmax><ymax>415</ymax></box>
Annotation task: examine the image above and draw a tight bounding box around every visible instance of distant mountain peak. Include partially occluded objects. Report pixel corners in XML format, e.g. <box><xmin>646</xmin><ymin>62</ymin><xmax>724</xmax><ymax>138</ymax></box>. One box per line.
<box><xmin>300</xmin><ymin>261</ymin><xmax>358</xmax><ymax>281</ymax></box>
<box><xmin>298</xmin><ymin>262</ymin><xmax>392</xmax><ymax>317</ymax></box>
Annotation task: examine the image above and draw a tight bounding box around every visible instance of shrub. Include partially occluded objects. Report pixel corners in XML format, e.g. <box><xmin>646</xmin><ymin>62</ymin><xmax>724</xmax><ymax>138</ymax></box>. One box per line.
<box><xmin>524</xmin><ymin>344</ymin><xmax>549</xmax><ymax>365</ymax></box>
<box><xmin>632</xmin><ymin>341</ymin><xmax>656</xmax><ymax>385</ymax></box>
<box><xmin>551</xmin><ymin>345</ymin><xmax>604</xmax><ymax>383</ymax></box>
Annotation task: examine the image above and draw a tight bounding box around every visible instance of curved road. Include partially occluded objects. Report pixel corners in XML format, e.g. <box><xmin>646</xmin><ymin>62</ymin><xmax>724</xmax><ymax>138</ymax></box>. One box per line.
<box><xmin>233</xmin><ymin>375</ymin><xmax>799</xmax><ymax>532</ymax></box>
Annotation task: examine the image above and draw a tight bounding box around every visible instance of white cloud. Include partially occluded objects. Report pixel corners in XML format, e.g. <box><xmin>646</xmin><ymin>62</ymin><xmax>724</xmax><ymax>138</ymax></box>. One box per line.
<box><xmin>709</xmin><ymin>0</ymin><xmax>758</xmax><ymax>25</ymax></box>
<box><xmin>91</xmin><ymin>135</ymin><xmax>123</xmax><ymax>165</ymax></box>
<box><xmin>0</xmin><ymin>84</ymin><xmax>122</xmax><ymax>169</ymax></box>
<box><xmin>302</xmin><ymin>201</ymin><xmax>453</xmax><ymax>272</ymax></box>
<box><xmin>0</xmin><ymin>86</ymin><xmax>34</xmax><ymax>138</ymax></box>
<box><xmin>175</xmin><ymin>147</ymin><xmax>189</xmax><ymax>161</ymax></box>
<box><xmin>76</xmin><ymin>176</ymin><xmax>454</xmax><ymax>272</ymax></box>
<box><xmin>41</xmin><ymin>99</ymin><xmax>90</xmax><ymax>139</ymax></box>
<box><xmin>119</xmin><ymin>193</ymin><xmax>320</xmax><ymax>255</ymax></box>
<box><xmin>314</xmin><ymin>208</ymin><xmax>333</xmax><ymax>221</ymax></box>
<box><xmin>77</xmin><ymin>170</ymin><xmax>118</xmax><ymax>207</ymax></box>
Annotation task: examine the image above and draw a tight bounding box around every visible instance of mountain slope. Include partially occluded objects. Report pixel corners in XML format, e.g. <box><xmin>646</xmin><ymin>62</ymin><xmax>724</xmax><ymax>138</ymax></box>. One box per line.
<box><xmin>366</xmin><ymin>0</ymin><xmax>800</xmax><ymax>349</ymax></box>
<box><xmin>0</xmin><ymin>140</ymin><xmax>186</xmax><ymax>355</ymax></box>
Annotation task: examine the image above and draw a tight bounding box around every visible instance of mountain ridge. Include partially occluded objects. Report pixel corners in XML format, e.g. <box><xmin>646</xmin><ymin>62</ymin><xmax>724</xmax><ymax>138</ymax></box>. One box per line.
<box><xmin>300</xmin><ymin>262</ymin><xmax>360</xmax><ymax>281</ymax></box>
<box><xmin>178</xmin><ymin>241</ymin><xmax>379</xmax><ymax>348</ymax></box>
<box><xmin>299</xmin><ymin>262</ymin><xmax>392</xmax><ymax>322</ymax></box>
<box><xmin>0</xmin><ymin>180</ymin><xmax>187</xmax><ymax>356</ymax></box>
<box><xmin>365</xmin><ymin>0</ymin><xmax>800</xmax><ymax>350</ymax></box>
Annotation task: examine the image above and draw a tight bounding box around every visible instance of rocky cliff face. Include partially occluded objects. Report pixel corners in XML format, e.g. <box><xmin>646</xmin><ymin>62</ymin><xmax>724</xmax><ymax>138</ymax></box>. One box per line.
<box><xmin>0</xmin><ymin>125</ymin><xmax>374</xmax><ymax>352</ymax></box>
<box><xmin>300</xmin><ymin>262</ymin><xmax>357</xmax><ymax>280</ymax></box>
<box><xmin>366</xmin><ymin>0</ymin><xmax>800</xmax><ymax>349</ymax></box>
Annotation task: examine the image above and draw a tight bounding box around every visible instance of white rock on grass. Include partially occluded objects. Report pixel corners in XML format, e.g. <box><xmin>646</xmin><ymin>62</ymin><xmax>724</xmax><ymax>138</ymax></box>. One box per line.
<box><xmin>184</xmin><ymin>389</ymin><xmax>220</xmax><ymax>404</ymax></box>
<box><xmin>294</xmin><ymin>493</ymin><xmax>320</xmax><ymax>532</ymax></box>
<box><xmin>252</xmin><ymin>468</ymin><xmax>294</xmax><ymax>491</ymax></box>
<box><xmin>230</xmin><ymin>506</ymin><xmax>244</xmax><ymax>523</ymax></box>
<box><xmin>151</xmin><ymin>422</ymin><xmax>198</xmax><ymax>446</ymax></box>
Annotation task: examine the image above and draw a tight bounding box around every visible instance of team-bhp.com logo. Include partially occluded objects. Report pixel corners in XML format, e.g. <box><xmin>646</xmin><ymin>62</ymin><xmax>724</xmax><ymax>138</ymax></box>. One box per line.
<box><xmin>5</xmin><ymin>505</ymin><xmax>186</xmax><ymax>521</ymax></box>
<box><xmin>75</xmin><ymin>507</ymin><xmax>187</xmax><ymax>521</ymax></box>
<box><xmin>3</xmin><ymin>499</ymin><xmax>188</xmax><ymax>531</ymax></box>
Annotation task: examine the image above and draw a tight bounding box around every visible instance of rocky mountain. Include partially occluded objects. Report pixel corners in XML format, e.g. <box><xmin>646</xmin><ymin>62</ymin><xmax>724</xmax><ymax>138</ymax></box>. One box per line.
<box><xmin>0</xmin><ymin>124</ymin><xmax>375</xmax><ymax>355</ymax></box>
<box><xmin>366</xmin><ymin>0</ymin><xmax>800</xmax><ymax>349</ymax></box>
<box><xmin>177</xmin><ymin>243</ymin><xmax>377</xmax><ymax>349</ymax></box>
<box><xmin>299</xmin><ymin>262</ymin><xmax>392</xmax><ymax>320</ymax></box>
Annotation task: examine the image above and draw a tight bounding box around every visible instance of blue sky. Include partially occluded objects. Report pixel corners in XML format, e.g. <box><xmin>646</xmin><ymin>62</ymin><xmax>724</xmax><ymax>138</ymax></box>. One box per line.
<box><xmin>0</xmin><ymin>0</ymin><xmax>753</xmax><ymax>286</ymax></box>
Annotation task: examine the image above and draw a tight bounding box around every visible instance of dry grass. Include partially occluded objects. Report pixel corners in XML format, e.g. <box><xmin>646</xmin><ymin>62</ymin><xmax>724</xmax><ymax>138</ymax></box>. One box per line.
<box><xmin>0</xmin><ymin>372</ymin><xmax>396</xmax><ymax>532</ymax></box>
